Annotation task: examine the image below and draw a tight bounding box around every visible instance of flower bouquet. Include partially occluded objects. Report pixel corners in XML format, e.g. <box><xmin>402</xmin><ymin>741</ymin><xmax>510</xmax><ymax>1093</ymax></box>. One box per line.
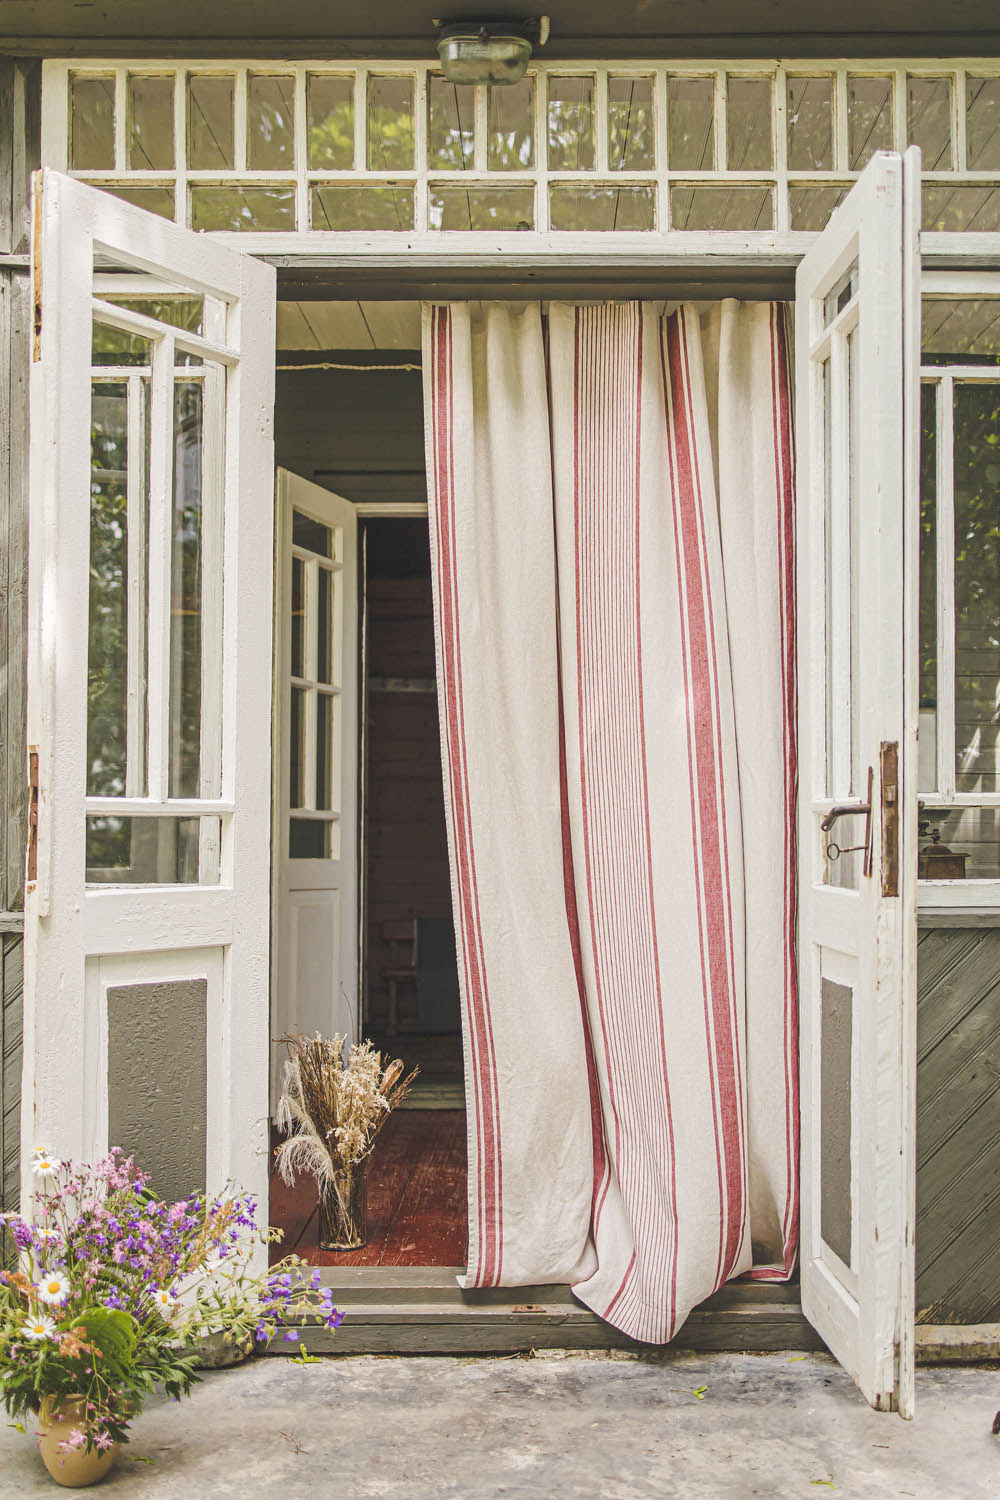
<box><xmin>275</xmin><ymin>1034</ymin><xmax>418</xmax><ymax>1250</ymax></box>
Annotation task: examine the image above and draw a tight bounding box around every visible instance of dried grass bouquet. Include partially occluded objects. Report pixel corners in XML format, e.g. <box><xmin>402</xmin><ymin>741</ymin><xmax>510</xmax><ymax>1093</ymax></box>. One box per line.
<box><xmin>274</xmin><ymin>1034</ymin><xmax>419</xmax><ymax>1191</ymax></box>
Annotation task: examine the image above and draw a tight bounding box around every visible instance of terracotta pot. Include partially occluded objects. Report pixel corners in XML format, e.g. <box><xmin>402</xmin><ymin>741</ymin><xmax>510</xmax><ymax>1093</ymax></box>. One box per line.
<box><xmin>194</xmin><ymin>1327</ymin><xmax>256</xmax><ymax>1369</ymax></box>
<box><xmin>318</xmin><ymin>1163</ymin><xmax>368</xmax><ymax>1250</ymax></box>
<box><xmin>36</xmin><ymin>1398</ymin><xmax>119</xmax><ymax>1488</ymax></box>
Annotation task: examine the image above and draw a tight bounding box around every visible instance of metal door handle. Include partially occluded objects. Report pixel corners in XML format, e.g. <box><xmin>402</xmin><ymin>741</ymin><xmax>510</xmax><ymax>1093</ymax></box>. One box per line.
<box><xmin>821</xmin><ymin>766</ymin><xmax>875</xmax><ymax>878</ymax></box>
<box><xmin>820</xmin><ymin>801</ymin><xmax>870</xmax><ymax>832</ymax></box>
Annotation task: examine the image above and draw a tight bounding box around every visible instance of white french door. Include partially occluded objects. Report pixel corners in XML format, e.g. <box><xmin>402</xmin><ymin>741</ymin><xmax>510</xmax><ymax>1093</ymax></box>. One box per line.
<box><xmin>271</xmin><ymin>470</ymin><xmax>358</xmax><ymax>1108</ymax></box>
<box><xmin>796</xmin><ymin>149</ymin><xmax>920</xmax><ymax>1414</ymax></box>
<box><xmin>24</xmin><ymin>171</ymin><xmax>275</xmax><ymax>1209</ymax></box>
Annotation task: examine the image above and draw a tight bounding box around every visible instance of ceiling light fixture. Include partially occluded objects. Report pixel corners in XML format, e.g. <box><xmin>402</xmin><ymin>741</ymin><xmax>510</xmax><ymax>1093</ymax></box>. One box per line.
<box><xmin>433</xmin><ymin>15</ymin><xmax>550</xmax><ymax>86</ymax></box>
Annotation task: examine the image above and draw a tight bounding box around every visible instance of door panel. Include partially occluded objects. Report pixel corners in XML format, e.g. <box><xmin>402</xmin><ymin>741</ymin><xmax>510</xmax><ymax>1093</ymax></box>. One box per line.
<box><xmin>795</xmin><ymin>149</ymin><xmax>920</xmax><ymax>1414</ymax></box>
<box><xmin>25</xmin><ymin>171</ymin><xmax>275</xmax><ymax>1212</ymax></box>
<box><xmin>272</xmin><ymin>470</ymin><xmax>358</xmax><ymax>1107</ymax></box>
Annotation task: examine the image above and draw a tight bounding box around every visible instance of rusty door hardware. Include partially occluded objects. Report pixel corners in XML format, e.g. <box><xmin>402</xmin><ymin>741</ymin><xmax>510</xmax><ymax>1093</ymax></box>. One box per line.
<box><xmin>821</xmin><ymin>765</ymin><xmax>874</xmax><ymax>876</ymax></box>
<box><xmin>27</xmin><ymin>747</ymin><xmax>39</xmax><ymax>884</ymax></box>
<box><xmin>881</xmin><ymin>741</ymin><xmax>899</xmax><ymax>897</ymax></box>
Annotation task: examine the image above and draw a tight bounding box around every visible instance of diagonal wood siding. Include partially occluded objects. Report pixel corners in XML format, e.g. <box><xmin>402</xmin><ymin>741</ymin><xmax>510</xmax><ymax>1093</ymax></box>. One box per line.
<box><xmin>916</xmin><ymin>927</ymin><xmax>1000</xmax><ymax>1325</ymax></box>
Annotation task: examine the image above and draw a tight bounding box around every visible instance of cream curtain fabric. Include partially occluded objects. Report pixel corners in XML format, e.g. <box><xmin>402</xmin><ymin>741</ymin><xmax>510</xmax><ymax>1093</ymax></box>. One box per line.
<box><xmin>422</xmin><ymin>301</ymin><xmax>797</xmax><ymax>1342</ymax></box>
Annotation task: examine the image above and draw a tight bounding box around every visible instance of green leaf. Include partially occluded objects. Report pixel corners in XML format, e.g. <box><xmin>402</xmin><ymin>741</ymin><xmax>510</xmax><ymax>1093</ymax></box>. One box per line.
<box><xmin>692</xmin><ymin>1385</ymin><xmax>707</xmax><ymax>1400</ymax></box>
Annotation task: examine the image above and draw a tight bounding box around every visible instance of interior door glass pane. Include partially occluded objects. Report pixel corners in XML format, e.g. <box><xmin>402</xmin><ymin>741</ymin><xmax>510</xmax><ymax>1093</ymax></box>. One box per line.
<box><xmin>488</xmin><ymin>79</ymin><xmax>534</xmax><ymax>169</ymax></box>
<box><xmin>128</xmin><ymin>76</ymin><xmax>174</xmax><ymax>170</ymax></box>
<box><xmin>823</xmin><ymin>356</ymin><xmax>835</xmax><ymax>797</ymax></box>
<box><xmin>317</xmin><ymin>567</ymin><xmax>333</xmax><ymax>685</ymax></box>
<box><xmin>667</xmin><ymin>77</ymin><xmax>714</xmax><ymax>169</ymax></box>
<box><xmin>88</xmin><ymin>379</ymin><xmax>148</xmax><ymax>798</ymax></box>
<box><xmin>290</xmin><ymin>556</ymin><xmax>305</xmax><ymax>678</ymax></box>
<box><xmin>289</xmin><ymin>686</ymin><xmax>305</xmax><ymax>808</ymax></box>
<box><xmin>907</xmin><ymin>76</ymin><xmax>953</xmax><ymax>170</ymax></box>
<box><xmin>428</xmin><ymin>74</ymin><xmax>475</xmax><ymax>169</ymax></box>
<box><xmin>967</xmin><ymin>77</ymin><xmax>1000</xmax><ymax>170</ymax></box>
<box><xmin>726</xmin><ymin>76</ymin><xmax>773</xmax><ymax>170</ymax></box>
<box><xmin>290</xmin><ymin>818</ymin><xmax>330</xmax><ymax>859</ymax></box>
<box><xmin>292</xmin><ymin>509</ymin><xmax>332</xmax><ymax>555</ymax></box>
<box><xmin>847</xmin><ymin>75</ymin><xmax>893</xmax><ymax>169</ymax></box>
<box><xmin>71</xmin><ymin>74</ymin><xmax>116</xmax><ymax>170</ymax></box>
<box><xmin>367</xmin><ymin>76</ymin><xmax>414</xmax><ymax>170</ymax></box>
<box><xmin>787</xmin><ymin>77</ymin><xmax>834</xmax><ymax>170</ymax></box>
<box><xmin>307</xmin><ymin>74</ymin><xmax>355</xmax><ymax>169</ymax></box>
<box><xmin>316</xmin><ymin>693</ymin><xmax>334</xmax><ymax>811</ymax></box>
<box><xmin>952</xmin><ymin>382</ymin><xmax>1000</xmax><ymax>796</ymax></box>
<box><xmin>248</xmin><ymin>74</ymin><xmax>295</xmax><ymax>170</ymax></box>
<box><xmin>848</xmin><ymin>325</ymin><xmax>862</xmax><ymax>798</ymax></box>
<box><xmin>548</xmin><ymin>75</ymin><xmax>595</xmax><ymax>170</ymax></box>
<box><xmin>188</xmin><ymin>76</ymin><xmax>235</xmax><ymax>170</ymax></box>
<box><xmin>918</xmin><ymin>382</ymin><xmax>938</xmax><ymax>794</ymax></box>
<box><xmin>608</xmin><ymin>77</ymin><xmax>654</xmax><ymax>170</ymax></box>
<box><xmin>86</xmin><ymin>815</ymin><xmax>220</xmax><ymax>885</ymax></box>
<box><xmin>170</xmin><ymin>378</ymin><xmax>223</xmax><ymax>799</ymax></box>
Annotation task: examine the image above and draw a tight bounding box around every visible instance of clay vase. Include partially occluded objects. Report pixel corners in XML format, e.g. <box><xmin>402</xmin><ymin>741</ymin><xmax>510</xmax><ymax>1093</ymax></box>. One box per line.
<box><xmin>36</xmin><ymin>1397</ymin><xmax>119</xmax><ymax>1487</ymax></box>
<box><xmin>318</xmin><ymin>1162</ymin><xmax>368</xmax><ymax>1250</ymax></box>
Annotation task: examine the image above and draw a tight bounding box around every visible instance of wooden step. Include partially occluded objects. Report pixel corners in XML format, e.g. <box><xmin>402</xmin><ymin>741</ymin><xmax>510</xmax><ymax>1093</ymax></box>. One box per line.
<box><xmin>266</xmin><ymin>1268</ymin><xmax>823</xmax><ymax>1356</ymax></box>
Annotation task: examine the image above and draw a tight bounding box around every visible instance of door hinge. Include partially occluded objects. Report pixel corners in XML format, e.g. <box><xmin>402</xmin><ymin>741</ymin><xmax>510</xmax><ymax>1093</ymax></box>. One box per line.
<box><xmin>27</xmin><ymin>747</ymin><xmax>39</xmax><ymax>885</ymax></box>
<box><xmin>881</xmin><ymin>740</ymin><xmax>899</xmax><ymax>897</ymax></box>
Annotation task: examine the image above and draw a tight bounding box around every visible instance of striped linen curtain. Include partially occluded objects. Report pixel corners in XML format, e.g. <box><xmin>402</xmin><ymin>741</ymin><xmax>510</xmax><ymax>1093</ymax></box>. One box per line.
<box><xmin>422</xmin><ymin>301</ymin><xmax>797</xmax><ymax>1343</ymax></box>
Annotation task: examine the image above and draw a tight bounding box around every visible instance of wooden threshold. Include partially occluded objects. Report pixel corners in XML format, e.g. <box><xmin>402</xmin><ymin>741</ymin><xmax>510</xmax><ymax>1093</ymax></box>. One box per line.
<box><xmin>266</xmin><ymin>1268</ymin><xmax>824</xmax><ymax>1356</ymax></box>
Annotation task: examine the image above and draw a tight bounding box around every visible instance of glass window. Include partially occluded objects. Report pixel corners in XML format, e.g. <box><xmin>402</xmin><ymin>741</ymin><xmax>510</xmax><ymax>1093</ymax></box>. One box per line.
<box><xmin>128</xmin><ymin>76</ymin><xmax>174</xmax><ymax>171</ymax></box>
<box><xmin>608</xmin><ymin>77</ymin><xmax>655</xmax><ymax>171</ymax></box>
<box><xmin>548</xmin><ymin>75</ymin><xmax>595</xmax><ymax>171</ymax></box>
<box><xmin>550</xmin><ymin>184</ymin><xmax>655</xmax><ymax>231</ymax></box>
<box><xmin>430</xmin><ymin>185</ymin><xmax>534</xmax><ymax>231</ymax></box>
<box><xmin>847</xmin><ymin>75</ymin><xmax>893</xmax><ymax>169</ymax></box>
<box><xmin>98</xmin><ymin>184</ymin><xmax>176</xmax><ymax>220</ymax></box>
<box><xmin>726</xmin><ymin>76</ymin><xmax>773</xmax><ymax>170</ymax></box>
<box><xmin>668</xmin><ymin>77</ymin><xmax>714</xmax><ymax>169</ymax></box>
<box><xmin>311</xmin><ymin>184</ymin><xmax>414</xmax><ymax>231</ymax></box>
<box><xmin>967</xmin><ymin>77</ymin><xmax>1000</xmax><ymax>171</ymax></box>
<box><xmin>308</xmin><ymin>74</ymin><xmax>355</xmax><ymax>169</ymax></box>
<box><xmin>952</xmin><ymin>381</ymin><xmax>1000</xmax><ymax>797</ymax></box>
<box><xmin>367</xmin><ymin>76</ymin><xmax>414</xmax><ymax>171</ymax></box>
<box><xmin>922</xmin><ymin>185</ymin><xmax>1000</xmax><ymax>234</ymax></box>
<box><xmin>86</xmin><ymin>815</ymin><xmax>220</xmax><ymax>885</ymax></box>
<box><xmin>787</xmin><ymin>77</ymin><xmax>834</xmax><ymax>171</ymax></box>
<box><xmin>248</xmin><ymin>74</ymin><xmax>295</xmax><ymax>170</ymax></box>
<box><xmin>188</xmin><ymin>76</ymin><xmax>235</xmax><ymax>170</ymax></box>
<box><xmin>71</xmin><ymin>74</ymin><xmax>116</xmax><ymax>170</ymax></box>
<box><xmin>190</xmin><ymin>186</ymin><xmax>296</xmax><ymax>232</ymax></box>
<box><xmin>488</xmin><ymin>78</ymin><xmax>534</xmax><ymax>169</ymax></box>
<box><xmin>789</xmin><ymin>185</ymin><xmax>847</xmax><ymax>232</ymax></box>
<box><xmin>908</xmin><ymin>76</ymin><xmax>953</xmax><ymax>170</ymax></box>
<box><xmin>428</xmin><ymin>74</ymin><xmax>475</xmax><ymax>169</ymax></box>
<box><xmin>670</xmin><ymin>185</ymin><xmax>773</xmax><ymax>231</ymax></box>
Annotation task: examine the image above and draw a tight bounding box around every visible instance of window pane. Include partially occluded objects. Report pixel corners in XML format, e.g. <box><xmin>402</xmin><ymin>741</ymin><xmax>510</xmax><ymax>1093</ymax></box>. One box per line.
<box><xmin>98</xmin><ymin>184</ymin><xmax>176</xmax><ymax>220</ymax></box>
<box><xmin>488</xmin><ymin>79</ymin><xmax>534</xmax><ymax>169</ymax></box>
<box><xmin>548</xmin><ymin>75</ymin><xmax>595</xmax><ymax>171</ymax></box>
<box><xmin>290</xmin><ymin>818</ymin><xmax>330</xmax><ymax>859</ymax></box>
<box><xmin>908</xmin><ymin>76</ymin><xmax>953</xmax><ymax>170</ymax></box>
<box><xmin>922</xmin><ymin>184</ymin><xmax>1000</xmax><ymax>233</ymax></box>
<box><xmin>367</xmin><ymin>76</ymin><xmax>414</xmax><ymax>170</ymax></box>
<box><xmin>308</xmin><ymin>74</ymin><xmax>354</xmax><ymax>169</ymax></box>
<box><xmin>550</xmin><ymin>184</ymin><xmax>655</xmax><ymax>231</ymax></box>
<box><xmin>967</xmin><ymin>77</ymin><xmax>1000</xmax><ymax>171</ymax></box>
<box><xmin>291</xmin><ymin>556</ymin><xmax>305</xmax><ymax>678</ymax></box>
<box><xmin>918</xmin><ymin>382</ymin><xmax>938</xmax><ymax>793</ymax></box>
<box><xmin>727</xmin><ymin>76</ymin><xmax>773</xmax><ymax>170</ymax></box>
<box><xmin>608</xmin><ymin>77</ymin><xmax>654</xmax><ymax>171</ymax></box>
<box><xmin>921</xmin><ymin>807</ymin><xmax>1000</xmax><ymax>879</ymax></box>
<box><xmin>316</xmin><ymin>693</ymin><xmax>334</xmax><ymax>810</ymax></box>
<box><xmin>429</xmin><ymin>184</ymin><xmax>534</xmax><ymax>230</ymax></box>
<box><xmin>428</xmin><ymin>74</ymin><xmax>475</xmax><ymax>169</ymax></box>
<box><xmin>317</xmin><ymin>567</ymin><xmax>333</xmax><ymax>685</ymax></box>
<box><xmin>290</xmin><ymin>686</ymin><xmax>305</xmax><ymax>808</ymax></box>
<box><xmin>170</xmin><ymin>379</ymin><xmax>223</xmax><ymax>799</ymax></box>
<box><xmin>668</xmin><ymin>77</ymin><xmax>714</xmax><ymax>169</ymax></box>
<box><xmin>248</xmin><ymin>74</ymin><xmax>295</xmax><ymax>170</ymax></box>
<box><xmin>103</xmin><ymin>295</ymin><xmax>203</xmax><ymax>336</ymax></box>
<box><xmin>128</xmin><ymin>75</ymin><xmax>174</xmax><ymax>170</ymax></box>
<box><xmin>670</xmin><ymin>185</ymin><xmax>773</xmax><ymax>231</ymax></box>
<box><xmin>190</xmin><ymin>186</ymin><xmax>296</xmax><ymax>232</ymax></box>
<box><xmin>188</xmin><ymin>76</ymin><xmax>235</xmax><ymax>170</ymax></box>
<box><xmin>847</xmin><ymin>75</ymin><xmax>893</xmax><ymax>169</ymax></box>
<box><xmin>293</xmin><ymin>509</ymin><xmax>332</xmax><ymax>556</ymax></box>
<box><xmin>787</xmin><ymin>77</ymin><xmax>834</xmax><ymax>170</ymax></box>
<box><xmin>789</xmin><ymin>184</ymin><xmax>847</xmax><ymax>232</ymax></box>
<box><xmin>953</xmin><ymin>382</ymin><xmax>1000</xmax><ymax>795</ymax></box>
<box><xmin>71</xmin><ymin>75</ymin><xmax>116</xmax><ymax>170</ymax></box>
<box><xmin>86</xmin><ymin>816</ymin><xmax>220</xmax><ymax>885</ymax></box>
<box><xmin>88</xmin><ymin>379</ymin><xmax>148</xmax><ymax>798</ymax></box>
<box><xmin>311</xmin><ymin>184</ymin><xmax>414</xmax><ymax>231</ymax></box>
<box><xmin>921</xmin><ymin>299</ymin><xmax>1000</xmax><ymax>363</ymax></box>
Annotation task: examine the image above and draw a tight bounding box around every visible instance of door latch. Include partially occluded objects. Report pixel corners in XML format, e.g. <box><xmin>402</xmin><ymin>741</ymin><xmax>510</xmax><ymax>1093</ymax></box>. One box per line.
<box><xmin>27</xmin><ymin>747</ymin><xmax>39</xmax><ymax>885</ymax></box>
<box><xmin>821</xmin><ymin>764</ymin><xmax>874</xmax><ymax>877</ymax></box>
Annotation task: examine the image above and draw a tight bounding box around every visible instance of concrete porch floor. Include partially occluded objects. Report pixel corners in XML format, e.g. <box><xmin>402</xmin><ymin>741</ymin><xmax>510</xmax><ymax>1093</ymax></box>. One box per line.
<box><xmin>1</xmin><ymin>1352</ymin><xmax>997</xmax><ymax>1499</ymax></box>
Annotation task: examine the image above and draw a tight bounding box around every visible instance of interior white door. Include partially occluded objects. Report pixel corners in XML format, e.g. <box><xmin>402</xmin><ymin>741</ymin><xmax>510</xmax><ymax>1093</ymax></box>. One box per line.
<box><xmin>24</xmin><ymin>171</ymin><xmax>275</xmax><ymax>1210</ymax></box>
<box><xmin>795</xmin><ymin>149</ymin><xmax>920</xmax><ymax>1414</ymax></box>
<box><xmin>272</xmin><ymin>470</ymin><xmax>358</xmax><ymax>1107</ymax></box>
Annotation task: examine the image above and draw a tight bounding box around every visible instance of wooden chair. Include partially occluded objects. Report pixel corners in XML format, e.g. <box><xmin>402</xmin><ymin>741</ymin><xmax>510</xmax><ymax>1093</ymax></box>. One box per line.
<box><xmin>380</xmin><ymin>917</ymin><xmax>418</xmax><ymax>1036</ymax></box>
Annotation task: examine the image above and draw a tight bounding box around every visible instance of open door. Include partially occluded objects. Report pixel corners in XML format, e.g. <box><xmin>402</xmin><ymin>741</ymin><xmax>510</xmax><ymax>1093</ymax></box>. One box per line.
<box><xmin>271</xmin><ymin>470</ymin><xmax>358</xmax><ymax>1106</ymax></box>
<box><xmin>796</xmin><ymin>149</ymin><xmax>920</xmax><ymax>1414</ymax></box>
<box><xmin>24</xmin><ymin>172</ymin><xmax>275</xmax><ymax>1213</ymax></box>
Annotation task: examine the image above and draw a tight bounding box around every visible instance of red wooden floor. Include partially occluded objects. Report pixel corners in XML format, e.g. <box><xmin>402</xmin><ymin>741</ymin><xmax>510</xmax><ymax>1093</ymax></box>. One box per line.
<box><xmin>269</xmin><ymin>1110</ymin><xmax>468</xmax><ymax>1267</ymax></box>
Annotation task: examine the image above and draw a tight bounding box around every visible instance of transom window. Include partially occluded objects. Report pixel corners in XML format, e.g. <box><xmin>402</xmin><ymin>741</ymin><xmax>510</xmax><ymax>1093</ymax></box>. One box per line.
<box><xmin>43</xmin><ymin>59</ymin><xmax>1000</xmax><ymax>237</ymax></box>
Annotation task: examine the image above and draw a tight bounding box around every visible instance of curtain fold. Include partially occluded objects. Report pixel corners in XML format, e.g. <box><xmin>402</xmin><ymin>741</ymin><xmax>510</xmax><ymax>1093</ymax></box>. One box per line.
<box><xmin>422</xmin><ymin>300</ymin><xmax>797</xmax><ymax>1342</ymax></box>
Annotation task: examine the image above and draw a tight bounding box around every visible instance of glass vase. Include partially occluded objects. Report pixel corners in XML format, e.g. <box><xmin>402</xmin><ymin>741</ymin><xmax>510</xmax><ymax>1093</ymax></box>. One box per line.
<box><xmin>318</xmin><ymin>1162</ymin><xmax>368</xmax><ymax>1250</ymax></box>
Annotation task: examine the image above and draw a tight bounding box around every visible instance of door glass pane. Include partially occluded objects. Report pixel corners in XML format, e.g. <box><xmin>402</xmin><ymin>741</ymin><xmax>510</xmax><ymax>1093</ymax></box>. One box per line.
<box><xmin>128</xmin><ymin>76</ymin><xmax>175</xmax><ymax>170</ymax></box>
<box><xmin>848</xmin><ymin>325</ymin><xmax>862</xmax><ymax>799</ymax></box>
<box><xmin>787</xmin><ymin>77</ymin><xmax>834</xmax><ymax>170</ymax></box>
<box><xmin>290</xmin><ymin>818</ymin><xmax>330</xmax><ymax>859</ymax></box>
<box><xmin>317</xmin><ymin>567</ymin><xmax>333</xmax><ymax>685</ymax></box>
<box><xmin>953</xmin><ymin>381</ymin><xmax>1000</xmax><ymax>796</ymax></box>
<box><xmin>608</xmin><ymin>77</ymin><xmax>654</xmax><ymax>170</ymax></box>
<box><xmin>248</xmin><ymin>74</ymin><xmax>295</xmax><ymax>170</ymax></box>
<box><xmin>170</xmin><ymin>378</ymin><xmax>223</xmax><ymax>799</ymax></box>
<box><xmin>847</xmin><ymin>75</ymin><xmax>893</xmax><ymax>169</ymax></box>
<box><xmin>726</xmin><ymin>76</ymin><xmax>773</xmax><ymax>170</ymax></box>
<box><xmin>488</xmin><ymin>79</ymin><xmax>534</xmax><ymax>169</ymax></box>
<box><xmin>667</xmin><ymin>77</ymin><xmax>714</xmax><ymax>169</ymax></box>
<box><xmin>291</xmin><ymin>556</ymin><xmax>305</xmax><ymax>677</ymax></box>
<box><xmin>308</xmin><ymin>74</ymin><xmax>354</xmax><ymax>169</ymax></box>
<box><xmin>293</xmin><ymin>509</ymin><xmax>332</xmax><ymax>555</ymax></box>
<box><xmin>88</xmin><ymin>378</ymin><xmax>149</xmax><ymax>798</ymax></box>
<box><xmin>907</xmin><ymin>76</ymin><xmax>953</xmax><ymax>170</ymax></box>
<box><xmin>188</xmin><ymin>76</ymin><xmax>235</xmax><ymax>170</ymax></box>
<box><xmin>86</xmin><ymin>815</ymin><xmax>220</xmax><ymax>884</ymax></box>
<box><xmin>289</xmin><ymin>686</ymin><xmax>305</xmax><ymax>808</ymax></box>
<box><xmin>316</xmin><ymin>693</ymin><xmax>333</xmax><ymax>811</ymax></box>
<box><xmin>918</xmin><ymin>382</ymin><xmax>938</xmax><ymax>794</ymax></box>
<box><xmin>548</xmin><ymin>75</ymin><xmax>595</xmax><ymax>170</ymax></box>
<box><xmin>367</xmin><ymin>76</ymin><xmax>414</xmax><ymax>170</ymax></box>
<box><xmin>71</xmin><ymin>74</ymin><xmax>116</xmax><ymax>170</ymax></box>
<box><xmin>428</xmin><ymin>74</ymin><xmax>475</xmax><ymax>169</ymax></box>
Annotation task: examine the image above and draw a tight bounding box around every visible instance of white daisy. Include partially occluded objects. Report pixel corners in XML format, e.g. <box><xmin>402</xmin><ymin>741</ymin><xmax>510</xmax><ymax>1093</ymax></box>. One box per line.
<box><xmin>150</xmin><ymin>1286</ymin><xmax>175</xmax><ymax>1317</ymax></box>
<box><xmin>23</xmin><ymin>1314</ymin><xmax>57</xmax><ymax>1341</ymax></box>
<box><xmin>36</xmin><ymin>1271</ymin><xmax>71</xmax><ymax>1306</ymax></box>
<box><xmin>31</xmin><ymin>1155</ymin><xmax>60</xmax><ymax>1178</ymax></box>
